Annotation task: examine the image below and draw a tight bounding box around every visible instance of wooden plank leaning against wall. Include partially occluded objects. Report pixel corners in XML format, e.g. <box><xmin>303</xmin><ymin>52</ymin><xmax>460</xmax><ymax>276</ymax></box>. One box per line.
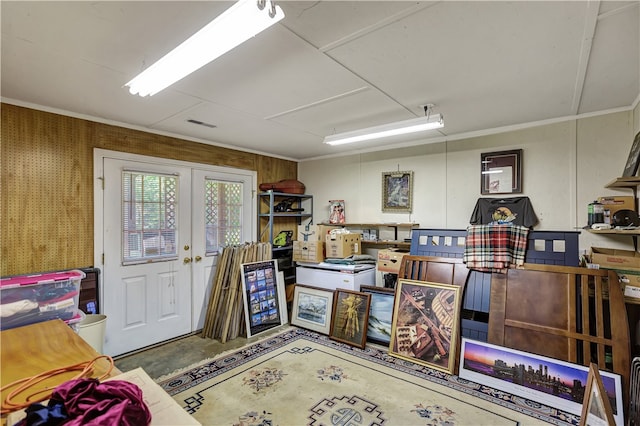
<box><xmin>1</xmin><ymin>103</ymin><xmax>297</xmax><ymax>276</ymax></box>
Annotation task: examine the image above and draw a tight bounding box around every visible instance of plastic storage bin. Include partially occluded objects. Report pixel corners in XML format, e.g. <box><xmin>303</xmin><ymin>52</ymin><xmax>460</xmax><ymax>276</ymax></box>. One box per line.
<box><xmin>0</xmin><ymin>269</ymin><xmax>85</xmax><ymax>331</ymax></box>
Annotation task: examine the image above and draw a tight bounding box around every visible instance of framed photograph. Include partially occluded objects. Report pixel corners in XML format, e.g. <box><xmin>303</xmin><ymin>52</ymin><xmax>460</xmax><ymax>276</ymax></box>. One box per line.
<box><xmin>328</xmin><ymin>199</ymin><xmax>345</xmax><ymax>224</ymax></box>
<box><xmin>360</xmin><ymin>285</ymin><xmax>395</xmax><ymax>346</ymax></box>
<box><xmin>291</xmin><ymin>284</ymin><xmax>334</xmax><ymax>335</ymax></box>
<box><xmin>240</xmin><ymin>260</ymin><xmax>287</xmax><ymax>338</ymax></box>
<box><xmin>389</xmin><ymin>279</ymin><xmax>461</xmax><ymax>374</ymax></box>
<box><xmin>459</xmin><ymin>339</ymin><xmax>624</xmax><ymax>426</ymax></box>
<box><xmin>481</xmin><ymin>149</ymin><xmax>522</xmax><ymax>195</ymax></box>
<box><xmin>382</xmin><ymin>171</ymin><xmax>413</xmax><ymax>212</ymax></box>
<box><xmin>579</xmin><ymin>363</ymin><xmax>617</xmax><ymax>426</ymax></box>
<box><xmin>329</xmin><ymin>289</ymin><xmax>371</xmax><ymax>349</ymax></box>
<box><xmin>622</xmin><ymin>131</ymin><xmax>640</xmax><ymax>177</ymax></box>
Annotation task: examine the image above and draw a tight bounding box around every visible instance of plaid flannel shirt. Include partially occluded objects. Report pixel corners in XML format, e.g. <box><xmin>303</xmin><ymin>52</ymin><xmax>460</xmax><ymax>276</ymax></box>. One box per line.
<box><xmin>463</xmin><ymin>224</ymin><xmax>529</xmax><ymax>273</ymax></box>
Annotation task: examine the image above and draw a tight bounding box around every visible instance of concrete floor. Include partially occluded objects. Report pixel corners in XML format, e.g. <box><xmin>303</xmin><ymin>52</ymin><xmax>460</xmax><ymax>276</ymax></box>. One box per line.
<box><xmin>113</xmin><ymin>325</ymin><xmax>290</xmax><ymax>379</ymax></box>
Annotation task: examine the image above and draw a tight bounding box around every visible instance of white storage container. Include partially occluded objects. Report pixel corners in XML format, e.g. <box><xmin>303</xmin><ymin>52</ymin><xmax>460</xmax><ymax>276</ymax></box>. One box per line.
<box><xmin>295</xmin><ymin>263</ymin><xmax>375</xmax><ymax>291</ymax></box>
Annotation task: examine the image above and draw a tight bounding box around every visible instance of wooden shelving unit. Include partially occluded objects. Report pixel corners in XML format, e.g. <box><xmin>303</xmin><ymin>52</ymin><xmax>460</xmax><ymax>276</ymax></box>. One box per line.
<box><xmin>587</xmin><ymin>177</ymin><xmax>640</xmax><ymax>248</ymax></box>
<box><xmin>319</xmin><ymin>222</ymin><xmax>419</xmax><ymax>249</ymax></box>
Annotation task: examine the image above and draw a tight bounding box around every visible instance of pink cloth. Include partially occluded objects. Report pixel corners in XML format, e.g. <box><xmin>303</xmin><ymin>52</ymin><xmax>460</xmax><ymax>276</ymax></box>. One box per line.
<box><xmin>53</xmin><ymin>378</ymin><xmax>151</xmax><ymax>426</ymax></box>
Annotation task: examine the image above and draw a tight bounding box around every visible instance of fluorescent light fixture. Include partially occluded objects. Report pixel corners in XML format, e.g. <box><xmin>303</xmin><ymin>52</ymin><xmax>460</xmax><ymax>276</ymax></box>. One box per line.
<box><xmin>323</xmin><ymin>114</ymin><xmax>444</xmax><ymax>146</ymax></box>
<box><xmin>126</xmin><ymin>0</ymin><xmax>284</xmax><ymax>97</ymax></box>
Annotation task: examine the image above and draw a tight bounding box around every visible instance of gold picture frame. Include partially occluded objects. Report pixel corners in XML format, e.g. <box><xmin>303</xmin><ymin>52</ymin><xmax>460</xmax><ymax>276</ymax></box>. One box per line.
<box><xmin>389</xmin><ymin>279</ymin><xmax>461</xmax><ymax>374</ymax></box>
<box><xmin>382</xmin><ymin>170</ymin><xmax>413</xmax><ymax>212</ymax></box>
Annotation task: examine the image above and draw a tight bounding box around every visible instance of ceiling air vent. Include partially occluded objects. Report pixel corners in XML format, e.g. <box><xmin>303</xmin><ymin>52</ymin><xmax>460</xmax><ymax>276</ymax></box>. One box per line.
<box><xmin>186</xmin><ymin>119</ymin><xmax>217</xmax><ymax>129</ymax></box>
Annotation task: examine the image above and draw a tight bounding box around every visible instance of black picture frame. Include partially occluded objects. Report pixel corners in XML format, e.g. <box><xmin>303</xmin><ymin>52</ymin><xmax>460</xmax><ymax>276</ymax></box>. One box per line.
<box><xmin>481</xmin><ymin>149</ymin><xmax>522</xmax><ymax>195</ymax></box>
<box><xmin>622</xmin><ymin>131</ymin><xmax>640</xmax><ymax>177</ymax></box>
<box><xmin>360</xmin><ymin>285</ymin><xmax>395</xmax><ymax>346</ymax></box>
<box><xmin>240</xmin><ymin>260</ymin><xmax>287</xmax><ymax>338</ymax></box>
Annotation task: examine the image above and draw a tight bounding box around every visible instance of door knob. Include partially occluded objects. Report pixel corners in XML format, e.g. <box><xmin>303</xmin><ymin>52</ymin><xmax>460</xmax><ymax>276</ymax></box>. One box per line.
<box><xmin>195</xmin><ymin>256</ymin><xmax>202</xmax><ymax>262</ymax></box>
<box><xmin>183</xmin><ymin>257</ymin><xmax>192</xmax><ymax>264</ymax></box>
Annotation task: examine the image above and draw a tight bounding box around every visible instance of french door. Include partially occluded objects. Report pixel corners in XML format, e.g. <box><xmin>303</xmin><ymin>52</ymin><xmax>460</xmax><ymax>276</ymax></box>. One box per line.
<box><xmin>94</xmin><ymin>150</ymin><xmax>255</xmax><ymax>356</ymax></box>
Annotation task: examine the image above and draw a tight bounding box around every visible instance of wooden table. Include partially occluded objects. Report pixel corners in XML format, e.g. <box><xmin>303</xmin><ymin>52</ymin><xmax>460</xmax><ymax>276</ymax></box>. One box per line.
<box><xmin>1</xmin><ymin>319</ymin><xmax>118</xmax><ymax>417</ymax></box>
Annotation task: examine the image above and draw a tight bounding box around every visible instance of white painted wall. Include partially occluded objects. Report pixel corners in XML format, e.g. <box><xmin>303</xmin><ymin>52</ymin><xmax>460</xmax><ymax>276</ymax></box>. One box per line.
<box><xmin>299</xmin><ymin>110</ymin><xmax>638</xmax><ymax>255</ymax></box>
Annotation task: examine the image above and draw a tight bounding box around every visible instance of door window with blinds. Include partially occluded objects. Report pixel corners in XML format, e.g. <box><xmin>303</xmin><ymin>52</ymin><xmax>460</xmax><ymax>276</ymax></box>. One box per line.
<box><xmin>122</xmin><ymin>171</ymin><xmax>178</xmax><ymax>264</ymax></box>
<box><xmin>205</xmin><ymin>178</ymin><xmax>243</xmax><ymax>254</ymax></box>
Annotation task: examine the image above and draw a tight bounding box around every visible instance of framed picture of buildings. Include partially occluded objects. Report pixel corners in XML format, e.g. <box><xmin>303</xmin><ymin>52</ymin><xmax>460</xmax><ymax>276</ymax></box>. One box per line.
<box><xmin>291</xmin><ymin>285</ymin><xmax>334</xmax><ymax>335</ymax></box>
<box><xmin>459</xmin><ymin>339</ymin><xmax>623</xmax><ymax>426</ymax></box>
<box><xmin>389</xmin><ymin>279</ymin><xmax>461</xmax><ymax>374</ymax></box>
<box><xmin>329</xmin><ymin>289</ymin><xmax>371</xmax><ymax>349</ymax></box>
<box><xmin>240</xmin><ymin>260</ymin><xmax>287</xmax><ymax>338</ymax></box>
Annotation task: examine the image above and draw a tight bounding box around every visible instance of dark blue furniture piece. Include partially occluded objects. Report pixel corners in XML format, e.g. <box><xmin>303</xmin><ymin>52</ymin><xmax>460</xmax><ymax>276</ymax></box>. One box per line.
<box><xmin>409</xmin><ymin>228</ymin><xmax>580</xmax><ymax>341</ymax></box>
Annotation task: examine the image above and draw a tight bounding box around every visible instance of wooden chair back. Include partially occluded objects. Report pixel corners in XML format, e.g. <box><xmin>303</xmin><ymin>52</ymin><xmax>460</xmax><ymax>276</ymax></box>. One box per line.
<box><xmin>487</xmin><ymin>263</ymin><xmax>631</xmax><ymax>408</ymax></box>
<box><xmin>397</xmin><ymin>255</ymin><xmax>470</xmax><ymax>288</ymax></box>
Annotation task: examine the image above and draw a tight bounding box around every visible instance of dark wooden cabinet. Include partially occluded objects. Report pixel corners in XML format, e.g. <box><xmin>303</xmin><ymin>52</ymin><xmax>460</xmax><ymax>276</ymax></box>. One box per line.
<box><xmin>79</xmin><ymin>268</ymin><xmax>100</xmax><ymax>314</ymax></box>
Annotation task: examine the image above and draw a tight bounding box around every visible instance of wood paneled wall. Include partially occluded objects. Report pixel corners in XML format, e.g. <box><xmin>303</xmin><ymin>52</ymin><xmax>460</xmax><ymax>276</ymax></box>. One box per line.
<box><xmin>1</xmin><ymin>103</ymin><xmax>297</xmax><ymax>276</ymax></box>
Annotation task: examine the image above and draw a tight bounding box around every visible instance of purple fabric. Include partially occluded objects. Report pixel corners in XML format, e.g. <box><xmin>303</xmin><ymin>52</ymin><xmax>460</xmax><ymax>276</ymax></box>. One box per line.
<box><xmin>52</xmin><ymin>378</ymin><xmax>151</xmax><ymax>426</ymax></box>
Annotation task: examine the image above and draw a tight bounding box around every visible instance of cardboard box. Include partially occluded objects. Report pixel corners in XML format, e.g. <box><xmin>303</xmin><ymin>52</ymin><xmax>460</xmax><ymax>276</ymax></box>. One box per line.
<box><xmin>325</xmin><ymin>233</ymin><xmax>361</xmax><ymax>258</ymax></box>
<box><xmin>610</xmin><ymin>269</ymin><xmax>640</xmax><ymax>303</ymax></box>
<box><xmin>377</xmin><ymin>249</ymin><xmax>408</xmax><ymax>273</ymax></box>
<box><xmin>591</xmin><ymin>247</ymin><xmax>640</xmax><ymax>269</ymax></box>
<box><xmin>597</xmin><ymin>196</ymin><xmax>635</xmax><ymax>220</ymax></box>
<box><xmin>297</xmin><ymin>224</ymin><xmax>340</xmax><ymax>242</ymax></box>
<box><xmin>292</xmin><ymin>241</ymin><xmax>324</xmax><ymax>263</ymax></box>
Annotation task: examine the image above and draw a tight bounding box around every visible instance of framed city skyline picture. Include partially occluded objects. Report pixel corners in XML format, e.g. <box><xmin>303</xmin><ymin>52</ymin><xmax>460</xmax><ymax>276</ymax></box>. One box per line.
<box><xmin>459</xmin><ymin>338</ymin><xmax>623</xmax><ymax>425</ymax></box>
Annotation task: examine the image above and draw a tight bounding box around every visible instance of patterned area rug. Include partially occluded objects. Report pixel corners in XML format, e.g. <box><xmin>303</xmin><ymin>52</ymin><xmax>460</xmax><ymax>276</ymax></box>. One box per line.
<box><xmin>157</xmin><ymin>327</ymin><xmax>578</xmax><ymax>425</ymax></box>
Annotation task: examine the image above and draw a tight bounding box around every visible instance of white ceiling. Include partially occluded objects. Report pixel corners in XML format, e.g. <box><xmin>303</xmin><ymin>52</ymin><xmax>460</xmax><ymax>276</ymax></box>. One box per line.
<box><xmin>2</xmin><ymin>1</ymin><xmax>639</xmax><ymax>161</ymax></box>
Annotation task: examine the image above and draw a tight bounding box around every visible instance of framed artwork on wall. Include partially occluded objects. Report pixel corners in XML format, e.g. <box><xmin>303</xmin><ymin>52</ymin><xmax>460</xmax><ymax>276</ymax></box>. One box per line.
<box><xmin>382</xmin><ymin>170</ymin><xmax>413</xmax><ymax>212</ymax></box>
<box><xmin>481</xmin><ymin>149</ymin><xmax>522</xmax><ymax>195</ymax></box>
<box><xmin>290</xmin><ymin>284</ymin><xmax>334</xmax><ymax>335</ymax></box>
<box><xmin>329</xmin><ymin>289</ymin><xmax>371</xmax><ymax>349</ymax></box>
<box><xmin>622</xmin><ymin>131</ymin><xmax>640</xmax><ymax>177</ymax></box>
<box><xmin>389</xmin><ymin>279</ymin><xmax>461</xmax><ymax>374</ymax></box>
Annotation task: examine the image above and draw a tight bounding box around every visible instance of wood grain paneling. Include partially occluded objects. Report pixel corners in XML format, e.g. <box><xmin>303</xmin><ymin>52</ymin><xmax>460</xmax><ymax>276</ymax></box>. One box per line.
<box><xmin>1</xmin><ymin>103</ymin><xmax>297</xmax><ymax>276</ymax></box>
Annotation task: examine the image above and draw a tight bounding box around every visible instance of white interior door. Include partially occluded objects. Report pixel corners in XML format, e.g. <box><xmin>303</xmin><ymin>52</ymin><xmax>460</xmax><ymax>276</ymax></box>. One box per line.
<box><xmin>191</xmin><ymin>169</ymin><xmax>254</xmax><ymax>330</ymax></box>
<box><xmin>95</xmin><ymin>149</ymin><xmax>257</xmax><ymax>356</ymax></box>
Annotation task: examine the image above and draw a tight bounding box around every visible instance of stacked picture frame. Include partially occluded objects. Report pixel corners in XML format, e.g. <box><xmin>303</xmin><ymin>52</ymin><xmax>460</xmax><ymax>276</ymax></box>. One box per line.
<box><xmin>288</xmin><ymin>278</ymin><xmax>626</xmax><ymax>425</ymax></box>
